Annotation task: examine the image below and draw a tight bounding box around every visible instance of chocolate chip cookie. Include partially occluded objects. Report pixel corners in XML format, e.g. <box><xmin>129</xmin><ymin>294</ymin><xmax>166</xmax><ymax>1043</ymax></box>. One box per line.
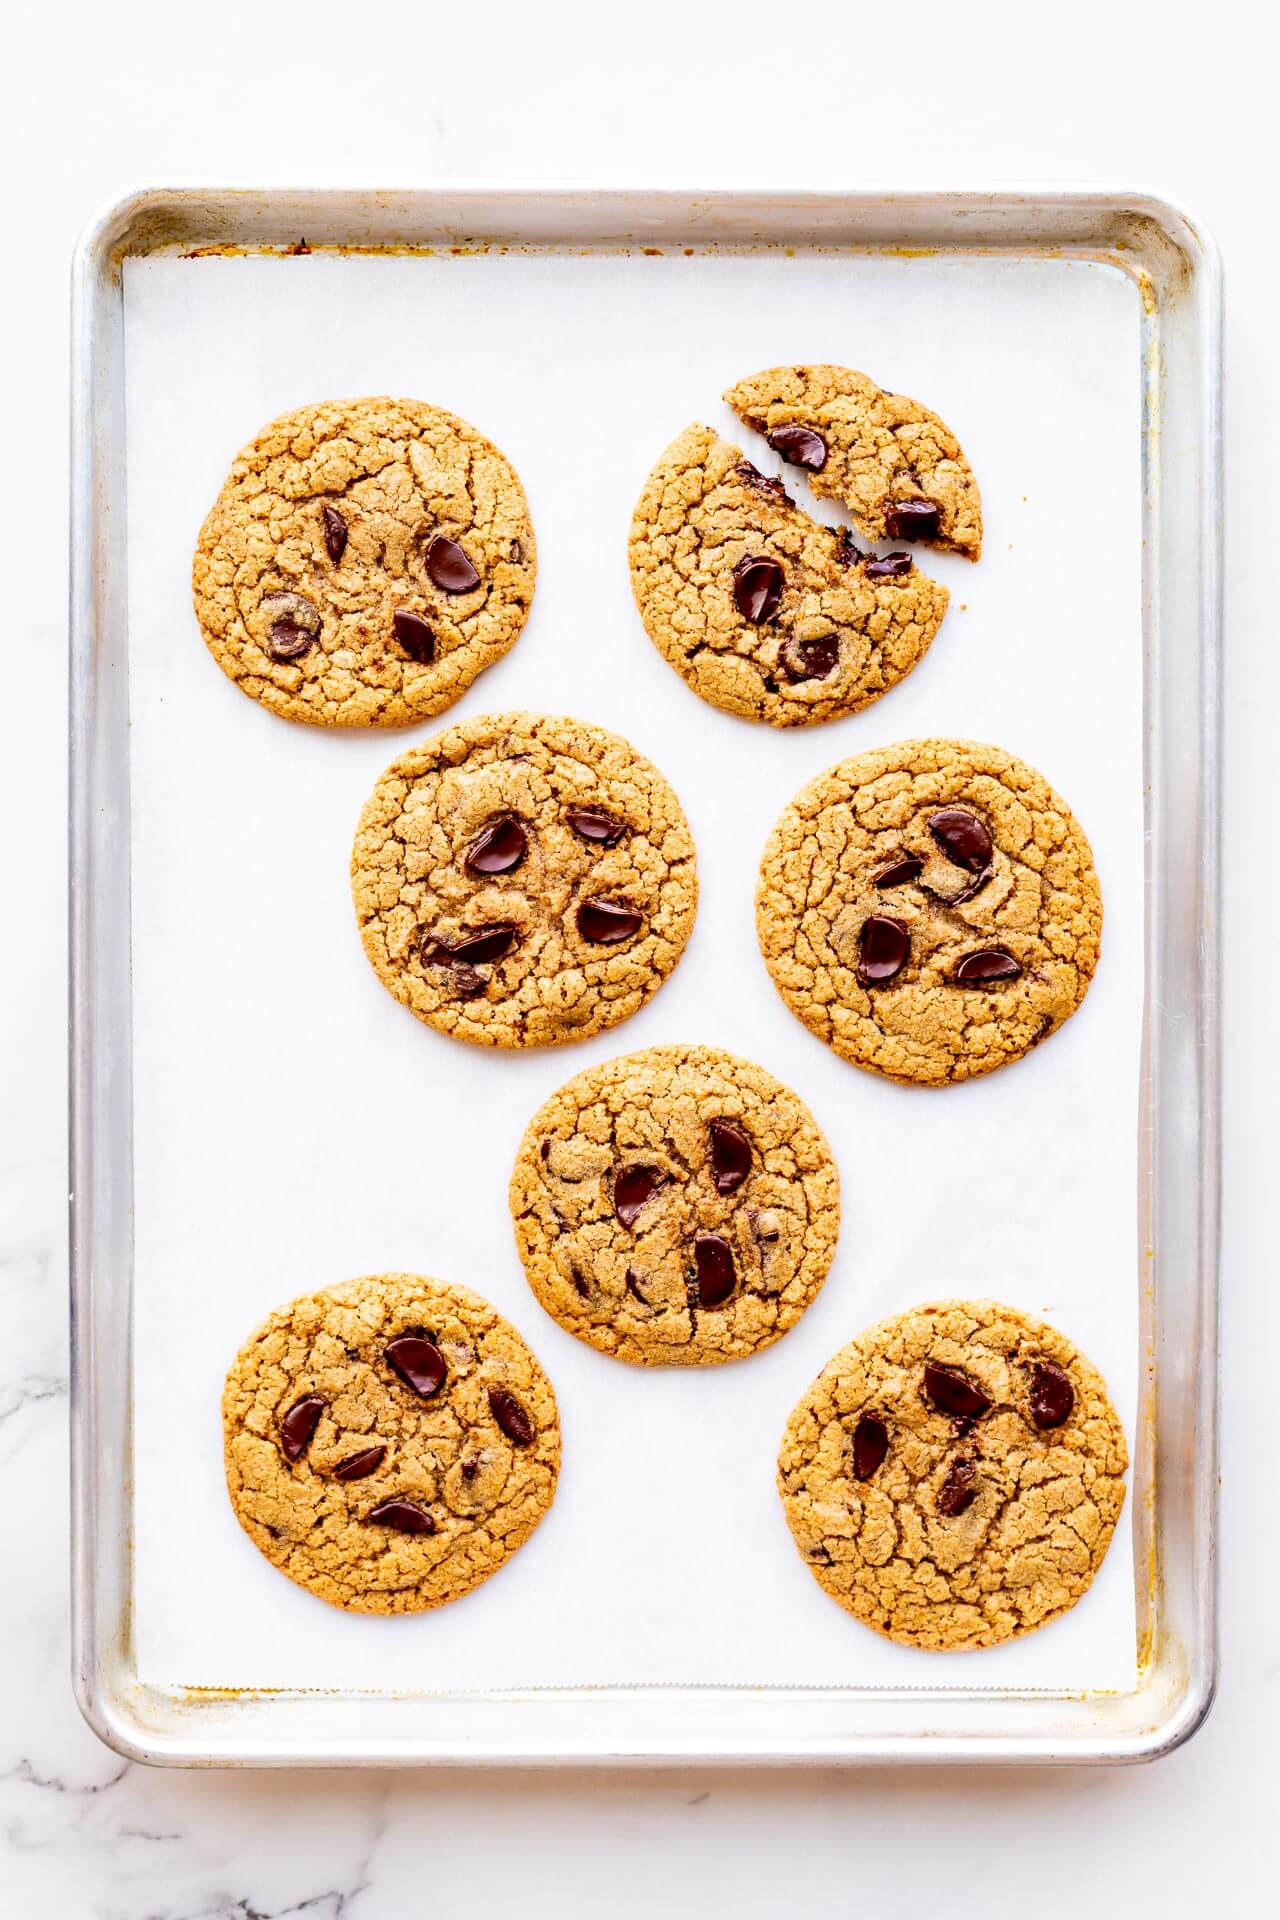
<box><xmin>192</xmin><ymin>396</ymin><xmax>535</xmax><ymax>726</ymax></box>
<box><xmin>223</xmin><ymin>1272</ymin><xmax>560</xmax><ymax>1613</ymax></box>
<box><xmin>757</xmin><ymin>739</ymin><xmax>1101</xmax><ymax>1085</ymax></box>
<box><xmin>351</xmin><ymin>713</ymin><xmax>698</xmax><ymax>1048</ymax></box>
<box><xmin>778</xmin><ymin>1300</ymin><xmax>1127</xmax><ymax>1650</ymax></box>
<box><xmin>725</xmin><ymin>363</ymin><xmax>983</xmax><ymax>560</ymax></box>
<box><xmin>509</xmin><ymin>1045</ymin><xmax>839</xmax><ymax>1365</ymax></box>
<box><xmin>628</xmin><ymin>424</ymin><xmax>949</xmax><ymax>727</ymax></box>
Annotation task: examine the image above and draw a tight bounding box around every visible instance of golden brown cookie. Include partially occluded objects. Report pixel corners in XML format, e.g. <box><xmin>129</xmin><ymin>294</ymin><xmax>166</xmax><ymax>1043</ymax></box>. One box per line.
<box><xmin>777</xmin><ymin>1300</ymin><xmax>1128</xmax><ymax>1650</ymax></box>
<box><xmin>222</xmin><ymin>1272</ymin><xmax>560</xmax><ymax>1613</ymax></box>
<box><xmin>192</xmin><ymin>395</ymin><xmax>535</xmax><ymax>726</ymax></box>
<box><xmin>351</xmin><ymin>712</ymin><xmax>698</xmax><ymax>1048</ymax></box>
<box><xmin>628</xmin><ymin>424</ymin><xmax>948</xmax><ymax>727</ymax></box>
<box><xmin>757</xmin><ymin>738</ymin><xmax>1101</xmax><ymax>1086</ymax></box>
<box><xmin>725</xmin><ymin>363</ymin><xmax>982</xmax><ymax>559</ymax></box>
<box><xmin>510</xmin><ymin>1045</ymin><xmax>839</xmax><ymax>1366</ymax></box>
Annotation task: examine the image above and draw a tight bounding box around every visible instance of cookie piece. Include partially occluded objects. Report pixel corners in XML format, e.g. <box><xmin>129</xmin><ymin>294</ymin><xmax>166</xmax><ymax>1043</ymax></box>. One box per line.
<box><xmin>192</xmin><ymin>396</ymin><xmax>535</xmax><ymax>726</ymax></box>
<box><xmin>757</xmin><ymin>738</ymin><xmax>1101</xmax><ymax>1085</ymax></box>
<box><xmin>628</xmin><ymin>424</ymin><xmax>948</xmax><ymax>728</ymax></box>
<box><xmin>352</xmin><ymin>712</ymin><xmax>697</xmax><ymax>1048</ymax></box>
<box><xmin>725</xmin><ymin>364</ymin><xmax>982</xmax><ymax>560</ymax></box>
<box><xmin>223</xmin><ymin>1272</ymin><xmax>560</xmax><ymax>1613</ymax></box>
<box><xmin>510</xmin><ymin>1045</ymin><xmax>839</xmax><ymax>1365</ymax></box>
<box><xmin>778</xmin><ymin>1300</ymin><xmax>1128</xmax><ymax>1650</ymax></box>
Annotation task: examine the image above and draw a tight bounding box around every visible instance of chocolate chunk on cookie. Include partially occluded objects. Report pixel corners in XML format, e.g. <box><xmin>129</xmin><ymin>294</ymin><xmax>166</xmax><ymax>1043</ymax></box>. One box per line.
<box><xmin>351</xmin><ymin>712</ymin><xmax>698</xmax><ymax>1049</ymax></box>
<box><xmin>192</xmin><ymin>396</ymin><xmax>536</xmax><ymax>727</ymax></box>
<box><xmin>222</xmin><ymin>1273</ymin><xmax>560</xmax><ymax>1613</ymax></box>
<box><xmin>726</xmin><ymin>364</ymin><xmax>982</xmax><ymax>559</ymax></box>
<box><xmin>628</xmin><ymin>424</ymin><xmax>949</xmax><ymax>728</ymax></box>
<box><xmin>509</xmin><ymin>1045</ymin><xmax>839</xmax><ymax>1366</ymax></box>
<box><xmin>757</xmin><ymin>738</ymin><xmax>1101</xmax><ymax>1085</ymax></box>
<box><xmin>777</xmin><ymin>1300</ymin><xmax>1128</xmax><ymax>1650</ymax></box>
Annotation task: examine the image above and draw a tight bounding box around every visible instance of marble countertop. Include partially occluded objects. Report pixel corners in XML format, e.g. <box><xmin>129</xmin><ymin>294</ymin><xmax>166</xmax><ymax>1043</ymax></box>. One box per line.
<box><xmin>1</xmin><ymin>3</ymin><xmax>1272</xmax><ymax>1913</ymax></box>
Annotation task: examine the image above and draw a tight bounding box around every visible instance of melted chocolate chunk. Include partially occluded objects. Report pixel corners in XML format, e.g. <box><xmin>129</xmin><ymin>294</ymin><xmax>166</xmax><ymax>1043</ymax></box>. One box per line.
<box><xmin>693</xmin><ymin>1232</ymin><xmax>736</xmax><ymax>1308</ymax></box>
<box><xmin>949</xmin><ymin>867</ymin><xmax>993</xmax><ymax>906</ymax></box>
<box><xmin>425</xmin><ymin>535</ymin><xmax>481</xmax><ymax>593</ymax></box>
<box><xmin>332</xmin><ymin>1445</ymin><xmax>386</xmax><ymax>1482</ymax></box>
<box><xmin>858</xmin><ymin>915</ymin><xmax>910</xmax><ymax>985</ymax></box>
<box><xmin>465</xmin><ymin>814</ymin><xmax>527</xmax><ymax>875</ymax></box>
<box><xmin>936</xmin><ymin>1457</ymin><xmax>978</xmax><ymax>1517</ymax></box>
<box><xmin>922</xmin><ymin>1362</ymin><xmax>992</xmax><ymax>1420</ymax></box>
<box><xmin>279</xmin><ymin>1395</ymin><xmax>324</xmax><ymax>1462</ymax></box>
<box><xmin>268</xmin><ymin>619</ymin><xmax>315</xmax><ymax>662</ymax></box>
<box><xmin>767</xmin><ymin>424</ymin><xmax>827</xmax><ymax>472</ymax></box>
<box><xmin>566</xmin><ymin>808</ymin><xmax>625</xmax><ymax>845</ymax></box>
<box><xmin>834</xmin><ymin>527</ymin><xmax>860</xmax><ymax>569</ymax></box>
<box><xmin>732</xmin><ymin>554</ymin><xmax>785</xmax><ymax>623</ymax></box>
<box><xmin>1029</xmin><ymin>1360</ymin><xmax>1075</xmax><ymax>1430</ymax></box>
<box><xmin>735</xmin><ymin>460</ymin><xmax>794</xmax><ymax>507</ymax></box>
<box><xmin>262</xmin><ymin>591</ymin><xmax>321</xmax><ymax>663</ymax></box>
<box><xmin>928</xmin><ymin>809</ymin><xmax>992</xmax><ymax>873</ymax></box>
<box><xmin>708</xmin><ymin>1119</ymin><xmax>752</xmax><ymax>1194</ymax></box>
<box><xmin>625</xmin><ymin>1267</ymin><xmax>649</xmax><ymax>1305</ymax></box>
<box><xmin>613</xmin><ymin>1163</ymin><xmax>668</xmax><ymax>1229</ymax></box>
<box><xmin>872</xmin><ymin>853</ymin><xmax>923</xmax><ymax>889</ymax></box>
<box><xmin>782</xmin><ymin>634</ymin><xmax>840</xmax><ymax>682</ymax></box>
<box><xmin>884</xmin><ymin>499</ymin><xmax>941</xmax><ymax>541</ymax></box>
<box><xmin>385</xmin><ymin>1334</ymin><xmax>447</xmax><ymax>1399</ymax></box>
<box><xmin>577</xmin><ymin>898</ymin><xmax>642</xmax><ymax>944</ymax></box>
<box><xmin>366</xmin><ymin>1497</ymin><xmax>435</xmax><ymax>1534</ymax></box>
<box><xmin>392</xmin><ymin>608</ymin><xmax>435</xmax><ymax>662</ymax></box>
<box><xmin>863</xmin><ymin>551</ymin><xmax>913</xmax><ymax>581</ymax></box>
<box><xmin>488</xmin><ymin>1386</ymin><xmax>534</xmax><ymax>1447</ymax></box>
<box><xmin>852</xmin><ymin>1414</ymin><xmax>889</xmax><ymax>1482</ymax></box>
<box><xmin>322</xmin><ymin>504</ymin><xmax>349</xmax><ymax>563</ymax></box>
<box><xmin>423</xmin><ymin>923</ymin><xmax>519</xmax><ymax>972</ymax></box>
<box><xmin>953</xmin><ymin>948</ymin><xmax>1022</xmax><ymax>984</ymax></box>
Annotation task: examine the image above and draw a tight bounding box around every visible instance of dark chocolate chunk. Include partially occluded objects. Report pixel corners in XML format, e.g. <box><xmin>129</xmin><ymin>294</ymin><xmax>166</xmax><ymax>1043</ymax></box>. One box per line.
<box><xmin>858</xmin><ymin>915</ymin><xmax>910</xmax><ymax>985</ymax></box>
<box><xmin>577</xmin><ymin>898</ymin><xmax>642</xmax><ymax>944</ymax></box>
<box><xmin>863</xmin><ymin>551</ymin><xmax>913</xmax><ymax>581</ymax></box>
<box><xmin>928</xmin><ymin>809</ymin><xmax>992</xmax><ymax>873</ymax></box>
<box><xmin>732</xmin><ymin>554</ymin><xmax>785</xmax><ymax>623</ymax></box>
<box><xmin>625</xmin><ymin>1267</ymin><xmax>649</xmax><ymax>1305</ymax></box>
<box><xmin>1029</xmin><ymin>1360</ymin><xmax>1075</xmax><ymax>1430</ymax></box>
<box><xmin>566</xmin><ymin>808</ymin><xmax>625</xmax><ymax>845</ymax></box>
<box><xmin>366</xmin><ymin>1497</ymin><xmax>435</xmax><ymax>1534</ymax></box>
<box><xmin>835</xmin><ymin>527</ymin><xmax>861</xmax><ymax>569</ymax></box>
<box><xmin>936</xmin><ymin>1457</ymin><xmax>978</xmax><ymax>1517</ymax></box>
<box><xmin>693</xmin><ymin>1232</ymin><xmax>736</xmax><ymax>1308</ymax></box>
<box><xmin>262</xmin><ymin>591</ymin><xmax>321</xmax><ymax>662</ymax></box>
<box><xmin>782</xmin><ymin>634</ymin><xmax>840</xmax><ymax>682</ymax></box>
<box><xmin>735</xmin><ymin>460</ymin><xmax>794</xmax><ymax>507</ymax></box>
<box><xmin>613</xmin><ymin>1163</ymin><xmax>668</xmax><ymax>1229</ymax></box>
<box><xmin>768</xmin><ymin>424</ymin><xmax>827</xmax><ymax>472</ymax></box>
<box><xmin>923</xmin><ymin>1362</ymin><xmax>992</xmax><ymax>1420</ymax></box>
<box><xmin>393</xmin><ymin>608</ymin><xmax>435</xmax><ymax>662</ymax></box>
<box><xmin>268</xmin><ymin>619</ymin><xmax>315</xmax><ymax>662</ymax></box>
<box><xmin>465</xmin><ymin>814</ymin><xmax>527</xmax><ymax>876</ymax></box>
<box><xmin>949</xmin><ymin>867</ymin><xmax>992</xmax><ymax>906</ymax></box>
<box><xmin>873</xmin><ymin>854</ymin><xmax>924</xmax><ymax>889</ymax></box>
<box><xmin>332</xmin><ymin>1444</ymin><xmax>386</xmax><ymax>1482</ymax></box>
<box><xmin>852</xmin><ymin>1414</ymin><xmax>889</xmax><ymax>1482</ymax></box>
<box><xmin>953</xmin><ymin>948</ymin><xmax>1022</xmax><ymax>984</ymax></box>
<box><xmin>708</xmin><ymin>1119</ymin><xmax>752</xmax><ymax>1194</ymax></box>
<box><xmin>385</xmin><ymin>1334</ymin><xmax>447</xmax><ymax>1399</ymax></box>
<box><xmin>488</xmin><ymin>1386</ymin><xmax>534</xmax><ymax>1447</ymax></box>
<box><xmin>425</xmin><ymin>535</ymin><xmax>481</xmax><ymax>593</ymax></box>
<box><xmin>422</xmin><ymin>923</ymin><xmax>519</xmax><ymax>971</ymax></box>
<box><xmin>884</xmin><ymin>499</ymin><xmax>941</xmax><ymax>541</ymax></box>
<box><xmin>279</xmin><ymin>1395</ymin><xmax>324</xmax><ymax>1462</ymax></box>
<box><xmin>322</xmin><ymin>504</ymin><xmax>349</xmax><ymax>563</ymax></box>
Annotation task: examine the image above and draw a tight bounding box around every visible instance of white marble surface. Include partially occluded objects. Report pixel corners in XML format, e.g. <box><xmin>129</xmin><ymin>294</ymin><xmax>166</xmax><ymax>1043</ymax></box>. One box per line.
<box><xmin>0</xmin><ymin>2</ymin><xmax>1272</xmax><ymax>1913</ymax></box>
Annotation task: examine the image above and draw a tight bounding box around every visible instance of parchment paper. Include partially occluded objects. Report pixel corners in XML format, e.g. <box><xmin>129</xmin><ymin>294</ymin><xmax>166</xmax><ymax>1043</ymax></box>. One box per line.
<box><xmin>124</xmin><ymin>246</ymin><xmax>1142</xmax><ymax>1693</ymax></box>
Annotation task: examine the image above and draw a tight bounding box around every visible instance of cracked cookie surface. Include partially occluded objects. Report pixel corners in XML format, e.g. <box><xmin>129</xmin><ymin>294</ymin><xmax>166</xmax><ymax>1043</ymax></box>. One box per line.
<box><xmin>628</xmin><ymin>424</ymin><xmax>948</xmax><ymax>728</ymax></box>
<box><xmin>757</xmin><ymin>738</ymin><xmax>1101</xmax><ymax>1085</ymax></box>
<box><xmin>726</xmin><ymin>364</ymin><xmax>982</xmax><ymax>559</ymax></box>
<box><xmin>351</xmin><ymin>712</ymin><xmax>697</xmax><ymax>1048</ymax></box>
<box><xmin>192</xmin><ymin>395</ymin><xmax>535</xmax><ymax>727</ymax></box>
<box><xmin>510</xmin><ymin>1045</ymin><xmax>839</xmax><ymax>1365</ymax></box>
<box><xmin>222</xmin><ymin>1272</ymin><xmax>560</xmax><ymax>1613</ymax></box>
<box><xmin>778</xmin><ymin>1299</ymin><xmax>1127</xmax><ymax>1650</ymax></box>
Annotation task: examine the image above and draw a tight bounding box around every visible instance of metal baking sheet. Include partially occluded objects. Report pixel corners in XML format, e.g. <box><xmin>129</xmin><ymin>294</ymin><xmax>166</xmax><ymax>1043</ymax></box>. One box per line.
<box><xmin>69</xmin><ymin>187</ymin><xmax>1221</xmax><ymax>1766</ymax></box>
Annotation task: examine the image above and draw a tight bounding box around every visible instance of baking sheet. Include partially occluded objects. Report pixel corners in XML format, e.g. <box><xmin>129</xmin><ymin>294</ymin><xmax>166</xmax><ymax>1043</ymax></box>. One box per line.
<box><xmin>124</xmin><ymin>247</ymin><xmax>1142</xmax><ymax>1694</ymax></box>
